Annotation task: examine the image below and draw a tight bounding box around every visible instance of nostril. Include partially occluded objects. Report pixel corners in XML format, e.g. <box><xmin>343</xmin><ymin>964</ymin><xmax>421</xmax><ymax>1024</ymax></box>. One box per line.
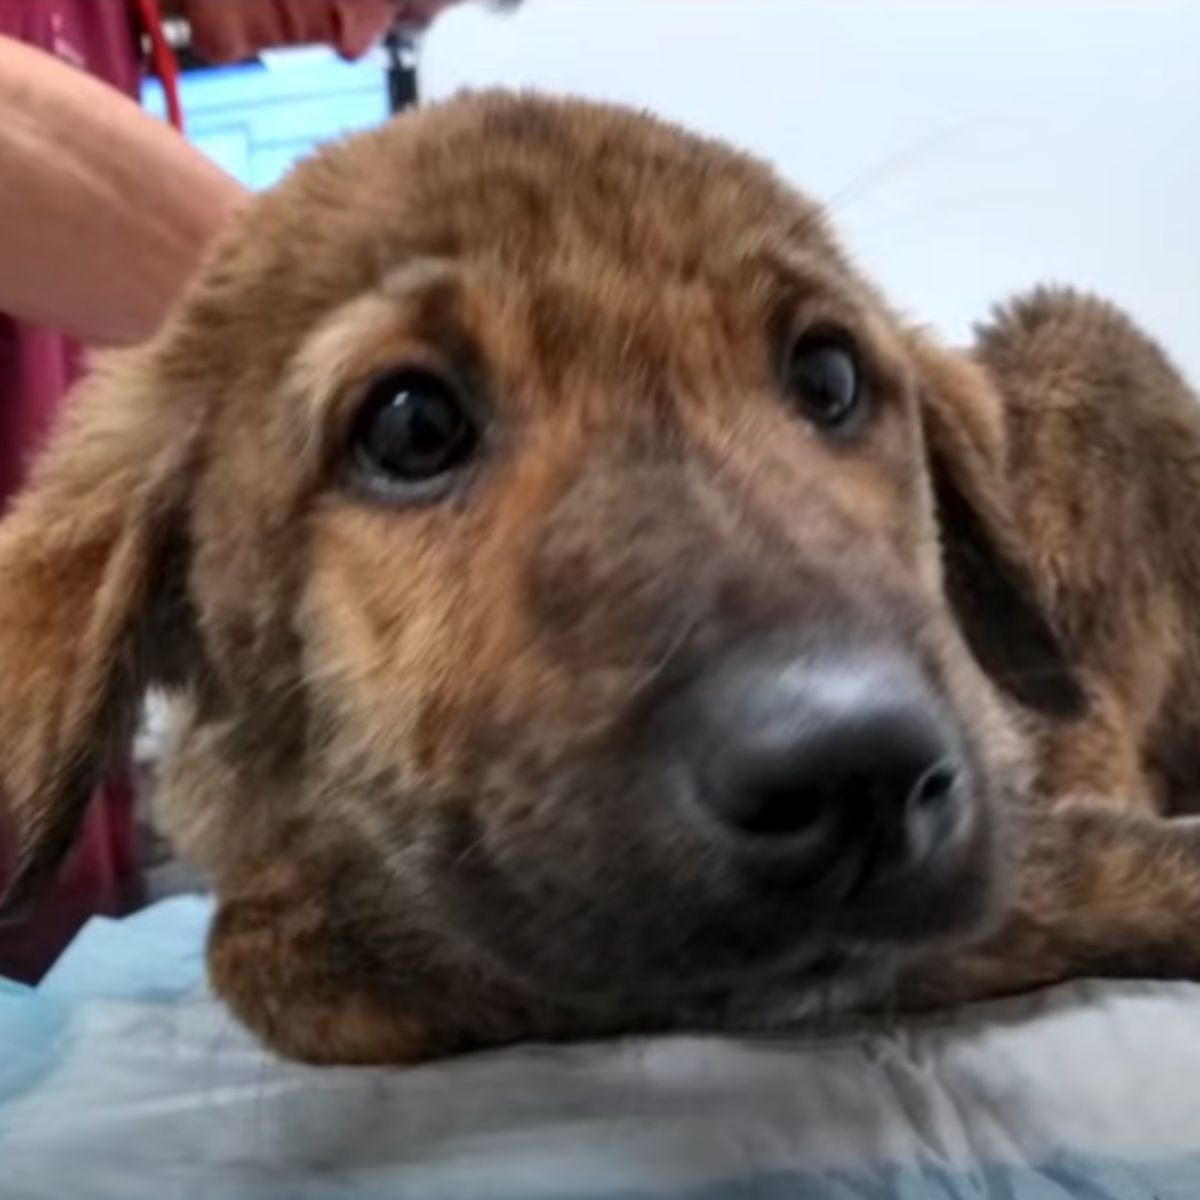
<box><xmin>910</xmin><ymin>761</ymin><xmax>958</xmax><ymax>812</ymax></box>
<box><xmin>722</xmin><ymin>773</ymin><xmax>837</xmax><ymax>839</ymax></box>
<box><xmin>708</xmin><ymin>731</ymin><xmax>958</xmax><ymax>845</ymax></box>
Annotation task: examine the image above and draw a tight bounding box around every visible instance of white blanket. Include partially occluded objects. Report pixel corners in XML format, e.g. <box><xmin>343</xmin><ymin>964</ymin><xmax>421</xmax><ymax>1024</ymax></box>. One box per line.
<box><xmin>2</xmin><ymin>896</ymin><xmax>1199</xmax><ymax>1199</ymax></box>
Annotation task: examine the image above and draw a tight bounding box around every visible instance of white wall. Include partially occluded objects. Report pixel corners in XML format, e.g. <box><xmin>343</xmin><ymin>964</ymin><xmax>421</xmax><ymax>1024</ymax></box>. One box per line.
<box><xmin>424</xmin><ymin>0</ymin><xmax>1200</xmax><ymax>381</ymax></box>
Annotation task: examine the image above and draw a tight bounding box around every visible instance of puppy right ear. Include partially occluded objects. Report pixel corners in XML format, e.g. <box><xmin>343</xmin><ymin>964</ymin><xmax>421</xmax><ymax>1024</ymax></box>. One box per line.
<box><xmin>0</xmin><ymin>354</ymin><xmax>201</xmax><ymax>915</ymax></box>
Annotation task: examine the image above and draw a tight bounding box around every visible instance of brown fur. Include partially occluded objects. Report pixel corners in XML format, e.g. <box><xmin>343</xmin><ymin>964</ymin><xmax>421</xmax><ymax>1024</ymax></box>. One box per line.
<box><xmin>3</xmin><ymin>93</ymin><xmax>1200</xmax><ymax>1063</ymax></box>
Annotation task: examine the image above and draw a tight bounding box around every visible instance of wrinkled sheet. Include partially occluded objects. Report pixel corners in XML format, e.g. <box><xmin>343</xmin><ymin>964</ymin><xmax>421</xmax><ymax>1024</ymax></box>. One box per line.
<box><xmin>2</xmin><ymin>896</ymin><xmax>1199</xmax><ymax>1199</ymax></box>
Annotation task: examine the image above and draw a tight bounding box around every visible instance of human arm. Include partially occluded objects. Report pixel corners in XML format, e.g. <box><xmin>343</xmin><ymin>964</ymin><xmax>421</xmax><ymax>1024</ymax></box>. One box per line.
<box><xmin>0</xmin><ymin>35</ymin><xmax>247</xmax><ymax>346</ymax></box>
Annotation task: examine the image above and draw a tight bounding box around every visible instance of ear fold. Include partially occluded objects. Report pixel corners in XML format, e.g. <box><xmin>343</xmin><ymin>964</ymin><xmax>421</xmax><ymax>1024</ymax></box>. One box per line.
<box><xmin>913</xmin><ymin>337</ymin><xmax>1086</xmax><ymax>719</ymax></box>
<box><xmin>0</xmin><ymin>354</ymin><xmax>200</xmax><ymax>915</ymax></box>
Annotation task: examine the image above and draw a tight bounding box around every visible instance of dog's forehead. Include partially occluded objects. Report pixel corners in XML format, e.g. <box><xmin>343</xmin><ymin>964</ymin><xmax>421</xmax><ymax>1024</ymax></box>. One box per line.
<box><xmin>212</xmin><ymin>95</ymin><xmax>848</xmax><ymax>324</ymax></box>
<box><xmin>345</xmin><ymin>93</ymin><xmax>829</xmax><ymax>263</ymax></box>
<box><xmin>403</xmin><ymin>97</ymin><xmax>834</xmax><ymax>270</ymax></box>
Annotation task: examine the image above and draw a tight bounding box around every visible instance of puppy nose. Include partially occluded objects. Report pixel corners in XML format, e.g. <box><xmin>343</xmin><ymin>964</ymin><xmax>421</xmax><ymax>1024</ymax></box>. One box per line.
<box><xmin>688</xmin><ymin>651</ymin><xmax>968</xmax><ymax>889</ymax></box>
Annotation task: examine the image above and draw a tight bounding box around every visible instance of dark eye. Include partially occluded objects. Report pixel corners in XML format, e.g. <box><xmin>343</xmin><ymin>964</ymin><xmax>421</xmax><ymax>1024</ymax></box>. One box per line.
<box><xmin>785</xmin><ymin>333</ymin><xmax>864</xmax><ymax>434</ymax></box>
<box><xmin>350</xmin><ymin>370</ymin><xmax>478</xmax><ymax>497</ymax></box>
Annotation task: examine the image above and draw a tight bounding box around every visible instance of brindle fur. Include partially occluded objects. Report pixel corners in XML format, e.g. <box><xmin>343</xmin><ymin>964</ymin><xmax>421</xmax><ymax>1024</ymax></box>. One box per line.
<box><xmin>2</xmin><ymin>94</ymin><xmax>1200</xmax><ymax>1063</ymax></box>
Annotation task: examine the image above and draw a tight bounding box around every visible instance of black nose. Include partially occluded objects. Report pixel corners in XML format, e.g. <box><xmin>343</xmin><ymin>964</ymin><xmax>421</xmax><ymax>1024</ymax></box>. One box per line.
<box><xmin>687</xmin><ymin>650</ymin><xmax>971</xmax><ymax>895</ymax></box>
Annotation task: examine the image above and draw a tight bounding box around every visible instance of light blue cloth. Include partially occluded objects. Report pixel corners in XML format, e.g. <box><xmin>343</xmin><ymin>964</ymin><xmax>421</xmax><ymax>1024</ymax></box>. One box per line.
<box><xmin>3</xmin><ymin>898</ymin><xmax>1200</xmax><ymax>1200</ymax></box>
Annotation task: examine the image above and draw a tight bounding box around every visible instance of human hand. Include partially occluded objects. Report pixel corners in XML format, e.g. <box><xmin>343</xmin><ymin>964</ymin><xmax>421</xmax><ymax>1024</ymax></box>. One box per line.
<box><xmin>182</xmin><ymin>0</ymin><xmax>406</xmax><ymax>64</ymax></box>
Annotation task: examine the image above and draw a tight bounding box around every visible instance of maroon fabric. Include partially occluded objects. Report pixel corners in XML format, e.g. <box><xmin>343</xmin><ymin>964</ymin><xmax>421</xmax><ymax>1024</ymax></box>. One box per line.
<box><xmin>0</xmin><ymin>0</ymin><xmax>143</xmax><ymax>982</ymax></box>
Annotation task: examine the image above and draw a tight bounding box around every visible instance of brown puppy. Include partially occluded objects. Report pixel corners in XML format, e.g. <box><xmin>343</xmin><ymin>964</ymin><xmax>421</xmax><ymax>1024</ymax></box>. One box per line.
<box><xmin>2</xmin><ymin>93</ymin><xmax>1200</xmax><ymax>1064</ymax></box>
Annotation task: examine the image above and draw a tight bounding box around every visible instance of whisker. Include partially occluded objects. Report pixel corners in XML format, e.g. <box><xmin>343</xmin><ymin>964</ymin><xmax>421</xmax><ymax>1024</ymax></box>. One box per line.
<box><xmin>624</xmin><ymin>617</ymin><xmax>700</xmax><ymax>703</ymax></box>
<box><xmin>817</xmin><ymin>117</ymin><xmax>990</xmax><ymax>224</ymax></box>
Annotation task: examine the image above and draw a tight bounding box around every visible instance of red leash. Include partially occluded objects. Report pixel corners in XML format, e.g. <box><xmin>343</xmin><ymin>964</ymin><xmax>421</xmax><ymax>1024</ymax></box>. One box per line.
<box><xmin>131</xmin><ymin>0</ymin><xmax>184</xmax><ymax>131</ymax></box>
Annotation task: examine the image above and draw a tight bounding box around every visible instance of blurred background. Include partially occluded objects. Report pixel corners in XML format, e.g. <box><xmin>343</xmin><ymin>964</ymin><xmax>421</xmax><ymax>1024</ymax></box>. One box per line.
<box><xmin>145</xmin><ymin>0</ymin><xmax>1200</xmax><ymax>379</ymax></box>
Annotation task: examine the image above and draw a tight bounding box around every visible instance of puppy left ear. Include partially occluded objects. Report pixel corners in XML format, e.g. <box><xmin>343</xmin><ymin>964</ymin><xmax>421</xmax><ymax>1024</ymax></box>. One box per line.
<box><xmin>912</xmin><ymin>338</ymin><xmax>1086</xmax><ymax>719</ymax></box>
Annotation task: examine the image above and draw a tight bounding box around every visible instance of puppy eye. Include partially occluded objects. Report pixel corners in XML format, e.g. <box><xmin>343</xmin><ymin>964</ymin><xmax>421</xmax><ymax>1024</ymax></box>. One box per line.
<box><xmin>350</xmin><ymin>370</ymin><xmax>478</xmax><ymax>496</ymax></box>
<box><xmin>785</xmin><ymin>333</ymin><xmax>865</xmax><ymax>434</ymax></box>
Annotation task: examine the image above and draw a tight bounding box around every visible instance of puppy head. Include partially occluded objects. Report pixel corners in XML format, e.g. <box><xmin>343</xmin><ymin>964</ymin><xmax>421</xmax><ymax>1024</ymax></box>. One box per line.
<box><xmin>0</xmin><ymin>93</ymin><xmax>1081</xmax><ymax>1062</ymax></box>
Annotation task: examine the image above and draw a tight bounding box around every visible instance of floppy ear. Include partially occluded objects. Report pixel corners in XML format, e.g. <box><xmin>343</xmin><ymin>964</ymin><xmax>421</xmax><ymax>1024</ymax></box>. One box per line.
<box><xmin>0</xmin><ymin>354</ymin><xmax>201</xmax><ymax>915</ymax></box>
<box><xmin>913</xmin><ymin>338</ymin><xmax>1086</xmax><ymax>719</ymax></box>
